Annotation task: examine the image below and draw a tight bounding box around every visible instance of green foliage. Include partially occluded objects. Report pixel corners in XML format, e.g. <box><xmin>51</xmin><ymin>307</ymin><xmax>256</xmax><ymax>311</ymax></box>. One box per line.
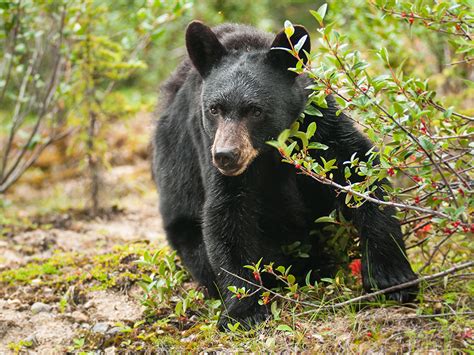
<box><xmin>136</xmin><ymin>248</ymin><xmax>221</xmax><ymax>324</ymax></box>
<box><xmin>269</xmin><ymin>2</ymin><xmax>473</xmax><ymax>272</ymax></box>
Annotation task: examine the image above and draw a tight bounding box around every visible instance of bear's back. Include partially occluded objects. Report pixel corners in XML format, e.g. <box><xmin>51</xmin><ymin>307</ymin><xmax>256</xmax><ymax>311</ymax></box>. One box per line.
<box><xmin>160</xmin><ymin>23</ymin><xmax>273</xmax><ymax>109</ymax></box>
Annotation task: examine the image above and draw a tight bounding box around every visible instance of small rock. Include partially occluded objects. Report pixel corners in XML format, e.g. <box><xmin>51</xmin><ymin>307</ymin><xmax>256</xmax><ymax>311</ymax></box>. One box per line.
<box><xmin>6</xmin><ymin>299</ymin><xmax>22</xmax><ymax>310</ymax></box>
<box><xmin>106</xmin><ymin>326</ymin><xmax>122</xmax><ymax>336</ymax></box>
<box><xmin>91</xmin><ymin>322</ymin><xmax>109</xmax><ymax>334</ymax></box>
<box><xmin>83</xmin><ymin>300</ymin><xmax>94</xmax><ymax>309</ymax></box>
<box><xmin>31</xmin><ymin>278</ymin><xmax>42</xmax><ymax>286</ymax></box>
<box><xmin>31</xmin><ymin>302</ymin><xmax>52</xmax><ymax>314</ymax></box>
<box><xmin>182</xmin><ymin>334</ymin><xmax>198</xmax><ymax>343</ymax></box>
<box><xmin>71</xmin><ymin>311</ymin><xmax>89</xmax><ymax>323</ymax></box>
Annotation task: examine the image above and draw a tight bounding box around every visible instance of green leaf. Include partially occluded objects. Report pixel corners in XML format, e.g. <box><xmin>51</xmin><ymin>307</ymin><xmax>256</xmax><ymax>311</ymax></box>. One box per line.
<box><xmin>294</xmin><ymin>131</ymin><xmax>308</xmax><ymax>149</ymax></box>
<box><xmin>285</xmin><ymin>141</ymin><xmax>297</xmax><ymax>156</ymax></box>
<box><xmin>315</xmin><ymin>216</ymin><xmax>335</xmax><ymax>223</ymax></box>
<box><xmin>305</xmin><ymin>105</ymin><xmax>323</xmax><ymax>117</ymax></box>
<box><xmin>308</xmin><ymin>142</ymin><xmax>328</xmax><ymax>150</ymax></box>
<box><xmin>294</xmin><ymin>35</ymin><xmax>307</xmax><ymax>53</ymax></box>
<box><xmin>309</xmin><ymin>10</ymin><xmax>323</xmax><ymax>26</ymax></box>
<box><xmin>317</xmin><ymin>4</ymin><xmax>328</xmax><ymax>21</ymax></box>
<box><xmin>278</xmin><ymin>129</ymin><xmax>291</xmax><ymax>145</ymax></box>
<box><xmin>306</xmin><ymin>122</ymin><xmax>317</xmax><ymax>139</ymax></box>
<box><xmin>276</xmin><ymin>324</ymin><xmax>293</xmax><ymax>332</ymax></box>
<box><xmin>284</xmin><ymin>20</ymin><xmax>294</xmax><ymax>38</ymax></box>
<box><xmin>310</xmin><ymin>4</ymin><xmax>327</xmax><ymax>26</ymax></box>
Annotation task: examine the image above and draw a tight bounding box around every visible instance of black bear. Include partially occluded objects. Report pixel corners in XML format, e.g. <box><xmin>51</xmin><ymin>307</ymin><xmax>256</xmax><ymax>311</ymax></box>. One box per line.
<box><xmin>152</xmin><ymin>21</ymin><xmax>417</xmax><ymax>330</ymax></box>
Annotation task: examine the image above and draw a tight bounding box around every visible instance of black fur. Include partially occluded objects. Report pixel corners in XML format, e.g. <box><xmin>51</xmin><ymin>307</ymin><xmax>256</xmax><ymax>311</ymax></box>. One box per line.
<box><xmin>152</xmin><ymin>22</ymin><xmax>417</xmax><ymax>330</ymax></box>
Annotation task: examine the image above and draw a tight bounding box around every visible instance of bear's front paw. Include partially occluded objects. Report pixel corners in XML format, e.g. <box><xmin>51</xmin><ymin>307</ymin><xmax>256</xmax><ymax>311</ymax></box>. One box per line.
<box><xmin>363</xmin><ymin>263</ymin><xmax>418</xmax><ymax>303</ymax></box>
<box><xmin>217</xmin><ymin>304</ymin><xmax>269</xmax><ymax>331</ymax></box>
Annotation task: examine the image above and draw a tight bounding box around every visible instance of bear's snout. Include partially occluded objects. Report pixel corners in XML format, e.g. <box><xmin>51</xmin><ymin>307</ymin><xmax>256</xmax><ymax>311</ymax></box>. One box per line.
<box><xmin>214</xmin><ymin>147</ymin><xmax>241</xmax><ymax>171</ymax></box>
<box><xmin>211</xmin><ymin>119</ymin><xmax>259</xmax><ymax>176</ymax></box>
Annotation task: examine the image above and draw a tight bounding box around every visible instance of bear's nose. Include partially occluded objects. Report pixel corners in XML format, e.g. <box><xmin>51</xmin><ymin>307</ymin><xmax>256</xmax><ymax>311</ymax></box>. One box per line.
<box><xmin>214</xmin><ymin>147</ymin><xmax>240</xmax><ymax>169</ymax></box>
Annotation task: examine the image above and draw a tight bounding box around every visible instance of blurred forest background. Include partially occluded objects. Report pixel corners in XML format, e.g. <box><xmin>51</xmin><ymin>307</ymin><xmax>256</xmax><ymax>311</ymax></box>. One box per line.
<box><xmin>0</xmin><ymin>0</ymin><xmax>472</xmax><ymax>353</ymax></box>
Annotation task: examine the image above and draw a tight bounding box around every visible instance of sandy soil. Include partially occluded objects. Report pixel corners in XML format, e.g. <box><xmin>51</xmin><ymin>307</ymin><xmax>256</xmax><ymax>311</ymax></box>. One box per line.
<box><xmin>0</xmin><ymin>159</ymin><xmax>167</xmax><ymax>353</ymax></box>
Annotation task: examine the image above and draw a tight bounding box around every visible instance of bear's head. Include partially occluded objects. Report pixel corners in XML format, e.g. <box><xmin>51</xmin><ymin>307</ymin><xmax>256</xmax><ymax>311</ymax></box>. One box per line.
<box><xmin>186</xmin><ymin>21</ymin><xmax>310</xmax><ymax>176</ymax></box>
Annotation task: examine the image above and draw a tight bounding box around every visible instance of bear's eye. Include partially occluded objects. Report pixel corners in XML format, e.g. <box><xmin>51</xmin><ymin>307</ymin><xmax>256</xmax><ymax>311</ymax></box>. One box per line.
<box><xmin>252</xmin><ymin>107</ymin><xmax>262</xmax><ymax>118</ymax></box>
<box><xmin>209</xmin><ymin>106</ymin><xmax>219</xmax><ymax>115</ymax></box>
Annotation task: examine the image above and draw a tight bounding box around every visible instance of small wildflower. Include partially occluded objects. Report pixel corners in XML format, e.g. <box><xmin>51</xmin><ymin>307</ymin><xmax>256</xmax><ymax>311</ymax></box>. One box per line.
<box><xmin>262</xmin><ymin>295</ymin><xmax>270</xmax><ymax>305</ymax></box>
<box><xmin>349</xmin><ymin>259</ymin><xmax>362</xmax><ymax>278</ymax></box>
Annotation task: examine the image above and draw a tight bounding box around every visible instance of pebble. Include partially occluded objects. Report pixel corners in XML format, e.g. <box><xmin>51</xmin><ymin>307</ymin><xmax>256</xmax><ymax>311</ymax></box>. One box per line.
<box><xmin>106</xmin><ymin>326</ymin><xmax>122</xmax><ymax>335</ymax></box>
<box><xmin>31</xmin><ymin>302</ymin><xmax>52</xmax><ymax>314</ymax></box>
<box><xmin>6</xmin><ymin>299</ymin><xmax>22</xmax><ymax>310</ymax></box>
<box><xmin>31</xmin><ymin>278</ymin><xmax>42</xmax><ymax>286</ymax></box>
<box><xmin>71</xmin><ymin>311</ymin><xmax>89</xmax><ymax>323</ymax></box>
<box><xmin>91</xmin><ymin>322</ymin><xmax>109</xmax><ymax>334</ymax></box>
<box><xmin>83</xmin><ymin>300</ymin><xmax>94</xmax><ymax>309</ymax></box>
<box><xmin>104</xmin><ymin>346</ymin><xmax>117</xmax><ymax>354</ymax></box>
<box><xmin>181</xmin><ymin>334</ymin><xmax>198</xmax><ymax>343</ymax></box>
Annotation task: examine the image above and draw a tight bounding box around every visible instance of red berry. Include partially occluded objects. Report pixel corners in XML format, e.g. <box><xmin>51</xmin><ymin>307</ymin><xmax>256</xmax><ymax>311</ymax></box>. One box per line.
<box><xmin>409</xmin><ymin>13</ymin><xmax>415</xmax><ymax>24</ymax></box>
<box><xmin>387</xmin><ymin>167</ymin><xmax>395</xmax><ymax>176</ymax></box>
<box><xmin>236</xmin><ymin>293</ymin><xmax>242</xmax><ymax>299</ymax></box>
<box><xmin>413</xmin><ymin>175</ymin><xmax>422</xmax><ymax>182</ymax></box>
<box><xmin>367</xmin><ymin>331</ymin><xmax>373</xmax><ymax>337</ymax></box>
<box><xmin>444</xmin><ymin>227</ymin><xmax>452</xmax><ymax>234</ymax></box>
<box><xmin>470</xmin><ymin>224</ymin><xmax>474</xmax><ymax>233</ymax></box>
<box><xmin>294</xmin><ymin>163</ymin><xmax>301</xmax><ymax>169</ymax></box>
<box><xmin>253</xmin><ymin>271</ymin><xmax>261</xmax><ymax>282</ymax></box>
<box><xmin>453</xmin><ymin>221</ymin><xmax>461</xmax><ymax>228</ymax></box>
<box><xmin>361</xmin><ymin>87</ymin><xmax>367</xmax><ymax>92</ymax></box>
<box><xmin>401</xmin><ymin>12</ymin><xmax>407</xmax><ymax>18</ymax></box>
<box><xmin>414</xmin><ymin>196</ymin><xmax>420</xmax><ymax>204</ymax></box>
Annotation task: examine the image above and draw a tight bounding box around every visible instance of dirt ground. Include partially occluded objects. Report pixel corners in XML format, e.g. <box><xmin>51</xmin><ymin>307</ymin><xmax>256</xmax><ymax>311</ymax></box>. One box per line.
<box><xmin>0</xmin><ymin>158</ymin><xmax>167</xmax><ymax>353</ymax></box>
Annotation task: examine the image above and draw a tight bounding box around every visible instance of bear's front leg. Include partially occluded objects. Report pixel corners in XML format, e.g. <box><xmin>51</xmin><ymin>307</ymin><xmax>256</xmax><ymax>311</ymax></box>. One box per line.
<box><xmin>202</xmin><ymin>198</ymin><xmax>270</xmax><ymax>331</ymax></box>
<box><xmin>353</xmin><ymin>201</ymin><xmax>418</xmax><ymax>302</ymax></box>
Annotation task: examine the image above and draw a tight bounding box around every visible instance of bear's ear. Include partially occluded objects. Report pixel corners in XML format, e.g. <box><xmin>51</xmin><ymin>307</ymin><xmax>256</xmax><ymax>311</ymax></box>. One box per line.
<box><xmin>267</xmin><ymin>25</ymin><xmax>310</xmax><ymax>76</ymax></box>
<box><xmin>186</xmin><ymin>21</ymin><xmax>227</xmax><ymax>78</ymax></box>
